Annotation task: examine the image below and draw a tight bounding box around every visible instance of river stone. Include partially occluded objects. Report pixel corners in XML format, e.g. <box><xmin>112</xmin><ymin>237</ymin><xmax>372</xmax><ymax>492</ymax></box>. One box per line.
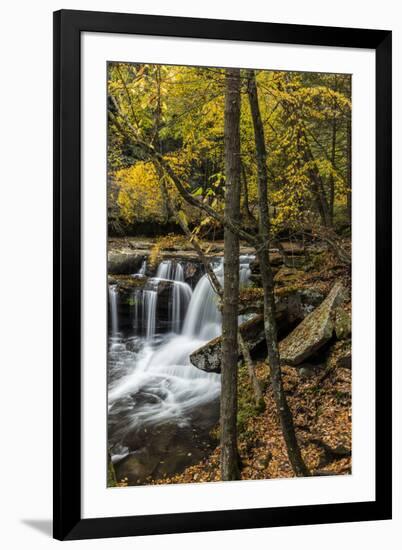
<box><xmin>279</xmin><ymin>281</ymin><xmax>344</xmax><ymax>366</ymax></box>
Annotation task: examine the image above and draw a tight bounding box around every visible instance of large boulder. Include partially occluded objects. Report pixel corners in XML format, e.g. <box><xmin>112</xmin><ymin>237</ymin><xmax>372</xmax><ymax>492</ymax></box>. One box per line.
<box><xmin>239</xmin><ymin>286</ymin><xmax>324</xmax><ymax>323</ymax></box>
<box><xmin>190</xmin><ymin>314</ymin><xmax>265</xmax><ymax>373</ymax></box>
<box><xmin>279</xmin><ymin>282</ymin><xmax>344</xmax><ymax>366</ymax></box>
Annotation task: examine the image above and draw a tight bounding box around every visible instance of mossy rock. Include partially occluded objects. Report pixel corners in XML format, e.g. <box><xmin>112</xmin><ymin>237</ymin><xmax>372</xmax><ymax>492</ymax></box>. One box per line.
<box><xmin>305</xmin><ymin>250</ymin><xmax>327</xmax><ymax>271</ymax></box>
<box><xmin>108</xmin><ymin>274</ymin><xmax>148</xmax><ymax>290</ymax></box>
<box><xmin>279</xmin><ymin>282</ymin><xmax>344</xmax><ymax>366</ymax></box>
<box><xmin>274</xmin><ymin>267</ymin><xmax>305</xmax><ymax>286</ymax></box>
<box><xmin>334</xmin><ymin>307</ymin><xmax>351</xmax><ymax>340</ymax></box>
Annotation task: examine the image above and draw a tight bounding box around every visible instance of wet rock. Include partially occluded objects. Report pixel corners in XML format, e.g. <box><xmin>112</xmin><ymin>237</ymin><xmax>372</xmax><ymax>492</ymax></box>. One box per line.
<box><xmin>108</xmin><ymin>274</ymin><xmax>148</xmax><ymax>290</ymax></box>
<box><xmin>113</xmin><ymin>420</ymin><xmax>216</xmax><ymax>485</ymax></box>
<box><xmin>125</xmin><ymin>337</ymin><xmax>144</xmax><ymax>354</ymax></box>
<box><xmin>183</xmin><ymin>261</ymin><xmax>204</xmax><ymax>287</ymax></box>
<box><xmin>279</xmin><ymin>282</ymin><xmax>344</xmax><ymax>366</ymax></box>
<box><xmin>114</xmin><ymin>448</ymin><xmax>163</xmax><ymax>484</ymax></box>
<box><xmin>108</xmin><ymin>252</ymin><xmax>145</xmax><ymax>275</ymax></box>
<box><xmin>108</xmin><ymin>276</ymin><xmax>149</xmax><ymax>333</ymax></box>
<box><xmin>190</xmin><ymin>315</ymin><xmax>266</xmax><ymax>373</ymax></box>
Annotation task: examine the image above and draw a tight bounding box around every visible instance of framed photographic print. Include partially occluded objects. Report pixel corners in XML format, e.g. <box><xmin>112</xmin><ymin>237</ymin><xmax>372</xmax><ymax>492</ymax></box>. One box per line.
<box><xmin>53</xmin><ymin>9</ymin><xmax>392</xmax><ymax>541</ymax></box>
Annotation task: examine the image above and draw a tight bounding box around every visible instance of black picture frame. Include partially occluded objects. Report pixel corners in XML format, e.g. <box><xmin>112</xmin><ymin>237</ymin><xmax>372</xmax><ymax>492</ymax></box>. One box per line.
<box><xmin>53</xmin><ymin>9</ymin><xmax>392</xmax><ymax>541</ymax></box>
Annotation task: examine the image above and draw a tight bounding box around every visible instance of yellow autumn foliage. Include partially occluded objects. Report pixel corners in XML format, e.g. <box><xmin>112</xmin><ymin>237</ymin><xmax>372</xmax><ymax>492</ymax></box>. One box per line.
<box><xmin>114</xmin><ymin>162</ymin><xmax>165</xmax><ymax>224</ymax></box>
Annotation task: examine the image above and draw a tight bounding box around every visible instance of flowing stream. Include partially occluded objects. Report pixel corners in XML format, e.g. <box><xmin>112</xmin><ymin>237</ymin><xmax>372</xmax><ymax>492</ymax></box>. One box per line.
<box><xmin>108</xmin><ymin>256</ymin><xmax>253</xmax><ymax>484</ymax></box>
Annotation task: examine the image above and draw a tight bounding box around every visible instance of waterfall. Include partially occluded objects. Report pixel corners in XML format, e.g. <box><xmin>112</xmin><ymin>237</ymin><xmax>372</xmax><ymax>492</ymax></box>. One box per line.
<box><xmin>239</xmin><ymin>255</ymin><xmax>252</xmax><ymax>286</ymax></box>
<box><xmin>175</xmin><ymin>262</ymin><xmax>184</xmax><ymax>282</ymax></box>
<box><xmin>138</xmin><ymin>260</ymin><xmax>146</xmax><ymax>276</ymax></box>
<box><xmin>129</xmin><ymin>260</ymin><xmax>194</xmax><ymax>339</ymax></box>
<box><xmin>108</xmin><ymin>254</ymin><xmax>254</xmax><ymax>462</ymax></box>
<box><xmin>131</xmin><ymin>289</ymin><xmax>140</xmax><ymax>332</ymax></box>
<box><xmin>171</xmin><ymin>281</ymin><xmax>192</xmax><ymax>333</ymax></box>
<box><xmin>170</xmin><ymin>263</ymin><xmax>192</xmax><ymax>333</ymax></box>
<box><xmin>143</xmin><ymin>289</ymin><xmax>157</xmax><ymax>340</ymax></box>
<box><xmin>182</xmin><ymin>258</ymin><xmax>223</xmax><ymax>340</ymax></box>
<box><xmin>155</xmin><ymin>260</ymin><xmax>193</xmax><ymax>333</ymax></box>
<box><xmin>156</xmin><ymin>260</ymin><xmax>174</xmax><ymax>280</ymax></box>
<box><xmin>108</xmin><ymin>285</ymin><xmax>119</xmax><ymax>336</ymax></box>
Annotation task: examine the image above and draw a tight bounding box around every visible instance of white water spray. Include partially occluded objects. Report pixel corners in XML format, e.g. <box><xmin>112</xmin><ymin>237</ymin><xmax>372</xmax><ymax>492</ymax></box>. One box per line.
<box><xmin>108</xmin><ymin>285</ymin><xmax>119</xmax><ymax>336</ymax></box>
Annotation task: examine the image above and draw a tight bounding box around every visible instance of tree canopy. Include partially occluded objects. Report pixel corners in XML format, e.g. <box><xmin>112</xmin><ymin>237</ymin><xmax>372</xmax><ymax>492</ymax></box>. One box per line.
<box><xmin>108</xmin><ymin>63</ymin><xmax>351</xmax><ymax>236</ymax></box>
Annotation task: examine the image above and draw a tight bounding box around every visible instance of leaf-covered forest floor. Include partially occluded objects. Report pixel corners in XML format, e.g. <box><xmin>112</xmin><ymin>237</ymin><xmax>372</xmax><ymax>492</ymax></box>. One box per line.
<box><xmin>151</xmin><ymin>361</ymin><xmax>351</xmax><ymax>484</ymax></box>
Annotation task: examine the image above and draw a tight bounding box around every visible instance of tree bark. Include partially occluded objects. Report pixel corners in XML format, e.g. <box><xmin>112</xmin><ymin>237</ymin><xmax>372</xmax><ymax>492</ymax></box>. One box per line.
<box><xmin>247</xmin><ymin>70</ymin><xmax>310</xmax><ymax>477</ymax></box>
<box><xmin>220</xmin><ymin>68</ymin><xmax>242</xmax><ymax>481</ymax></box>
<box><xmin>241</xmin><ymin>162</ymin><xmax>256</xmax><ymax>227</ymax></box>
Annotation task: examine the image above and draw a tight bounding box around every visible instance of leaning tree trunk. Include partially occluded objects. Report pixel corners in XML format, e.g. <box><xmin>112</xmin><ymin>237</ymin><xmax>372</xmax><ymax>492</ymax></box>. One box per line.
<box><xmin>220</xmin><ymin>68</ymin><xmax>242</xmax><ymax>481</ymax></box>
<box><xmin>246</xmin><ymin>69</ymin><xmax>310</xmax><ymax>477</ymax></box>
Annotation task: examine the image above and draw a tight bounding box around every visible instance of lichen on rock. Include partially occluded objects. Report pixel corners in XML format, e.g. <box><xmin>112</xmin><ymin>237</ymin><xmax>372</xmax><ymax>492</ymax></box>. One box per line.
<box><xmin>279</xmin><ymin>281</ymin><xmax>344</xmax><ymax>366</ymax></box>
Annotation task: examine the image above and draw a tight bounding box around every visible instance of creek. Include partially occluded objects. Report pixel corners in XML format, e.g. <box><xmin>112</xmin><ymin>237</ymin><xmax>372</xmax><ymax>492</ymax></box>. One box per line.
<box><xmin>108</xmin><ymin>255</ymin><xmax>253</xmax><ymax>484</ymax></box>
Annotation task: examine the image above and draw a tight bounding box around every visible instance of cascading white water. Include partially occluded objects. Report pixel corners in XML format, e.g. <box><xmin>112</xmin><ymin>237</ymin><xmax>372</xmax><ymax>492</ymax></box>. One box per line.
<box><xmin>155</xmin><ymin>260</ymin><xmax>193</xmax><ymax>333</ymax></box>
<box><xmin>182</xmin><ymin>259</ymin><xmax>223</xmax><ymax>340</ymax></box>
<box><xmin>108</xmin><ymin>285</ymin><xmax>119</xmax><ymax>336</ymax></box>
<box><xmin>239</xmin><ymin>255</ymin><xmax>252</xmax><ymax>286</ymax></box>
<box><xmin>143</xmin><ymin>289</ymin><xmax>157</xmax><ymax>340</ymax></box>
<box><xmin>171</xmin><ymin>280</ymin><xmax>192</xmax><ymax>333</ymax></box>
<box><xmin>108</xmin><ymin>255</ymin><xmax>254</xmax><ymax>464</ymax></box>
<box><xmin>156</xmin><ymin>260</ymin><xmax>174</xmax><ymax>280</ymax></box>
<box><xmin>176</xmin><ymin>263</ymin><xmax>184</xmax><ymax>281</ymax></box>
<box><xmin>138</xmin><ymin>260</ymin><xmax>147</xmax><ymax>276</ymax></box>
<box><xmin>170</xmin><ymin>263</ymin><xmax>192</xmax><ymax>333</ymax></box>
